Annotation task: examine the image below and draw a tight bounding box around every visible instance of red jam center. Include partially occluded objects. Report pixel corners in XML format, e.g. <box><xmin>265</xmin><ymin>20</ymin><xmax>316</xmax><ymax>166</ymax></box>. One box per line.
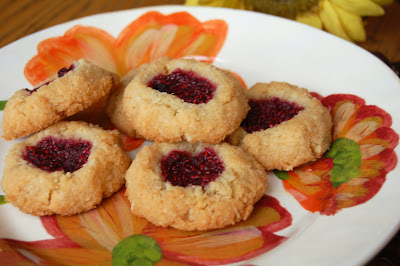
<box><xmin>241</xmin><ymin>98</ymin><xmax>304</xmax><ymax>133</ymax></box>
<box><xmin>27</xmin><ymin>64</ymin><xmax>75</xmax><ymax>94</ymax></box>
<box><xmin>23</xmin><ymin>136</ymin><xmax>92</xmax><ymax>173</ymax></box>
<box><xmin>148</xmin><ymin>68</ymin><xmax>216</xmax><ymax>104</ymax></box>
<box><xmin>161</xmin><ymin>147</ymin><xmax>225</xmax><ymax>188</ymax></box>
<box><xmin>57</xmin><ymin>64</ymin><xmax>75</xmax><ymax>78</ymax></box>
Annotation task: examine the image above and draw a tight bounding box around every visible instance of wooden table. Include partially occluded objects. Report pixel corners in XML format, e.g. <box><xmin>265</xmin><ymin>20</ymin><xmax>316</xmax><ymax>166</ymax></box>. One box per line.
<box><xmin>1</xmin><ymin>1</ymin><xmax>399</xmax><ymax>265</ymax></box>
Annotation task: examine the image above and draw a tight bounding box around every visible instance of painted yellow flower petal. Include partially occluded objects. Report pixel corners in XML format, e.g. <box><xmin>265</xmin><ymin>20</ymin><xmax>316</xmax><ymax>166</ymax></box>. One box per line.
<box><xmin>125</xmin><ymin>28</ymin><xmax>158</xmax><ymax>70</ymax></box>
<box><xmin>294</xmin><ymin>169</ymin><xmax>321</xmax><ymax>185</ymax></box>
<box><xmin>360</xmin><ymin>143</ymin><xmax>385</xmax><ymax>159</ymax></box>
<box><xmin>346</xmin><ymin>118</ymin><xmax>381</xmax><ymax>141</ymax></box>
<box><xmin>296</xmin><ymin>12</ymin><xmax>323</xmax><ymax>29</ymax></box>
<box><xmin>333</xmin><ymin>102</ymin><xmax>357</xmax><ymax>138</ymax></box>
<box><xmin>165</xmin><ymin>226</ymin><xmax>262</xmax><ymax>249</ymax></box>
<box><xmin>57</xmin><ymin>191</ymin><xmax>140</xmax><ymax>251</ymax></box>
<box><xmin>318</xmin><ymin>0</ymin><xmax>352</xmax><ymax>41</ymax></box>
<box><xmin>346</xmin><ymin>177</ymin><xmax>369</xmax><ymax>186</ymax></box>
<box><xmin>335</xmin><ymin>192</ymin><xmax>355</xmax><ymax>201</ymax></box>
<box><xmin>358</xmin><ymin>138</ymin><xmax>390</xmax><ymax>158</ymax></box>
<box><xmin>182</xmin><ymin>34</ymin><xmax>217</xmax><ymax>56</ymax></box>
<box><xmin>331</xmin><ymin>0</ymin><xmax>384</xmax><ymax>16</ymax></box>
<box><xmin>79</xmin><ymin>211</ymin><xmax>121</xmax><ymax>251</ymax></box>
<box><xmin>149</xmin><ymin>25</ymin><xmax>179</xmax><ymax>61</ymax></box>
<box><xmin>332</xmin><ymin>3</ymin><xmax>366</xmax><ymax>42</ymax></box>
<box><xmin>370</xmin><ymin>0</ymin><xmax>394</xmax><ymax>6</ymax></box>
<box><xmin>361</xmin><ymin>160</ymin><xmax>384</xmax><ymax>178</ymax></box>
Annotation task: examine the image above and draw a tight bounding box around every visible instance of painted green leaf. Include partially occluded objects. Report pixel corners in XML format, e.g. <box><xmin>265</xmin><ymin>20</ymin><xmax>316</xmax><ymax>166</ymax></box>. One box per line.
<box><xmin>112</xmin><ymin>234</ymin><xmax>162</xmax><ymax>266</ymax></box>
<box><xmin>325</xmin><ymin>137</ymin><xmax>362</xmax><ymax>188</ymax></box>
<box><xmin>0</xmin><ymin>100</ymin><xmax>6</xmax><ymax>111</ymax></box>
<box><xmin>0</xmin><ymin>195</ymin><xmax>7</xmax><ymax>205</ymax></box>
<box><xmin>274</xmin><ymin>170</ymin><xmax>290</xmax><ymax>180</ymax></box>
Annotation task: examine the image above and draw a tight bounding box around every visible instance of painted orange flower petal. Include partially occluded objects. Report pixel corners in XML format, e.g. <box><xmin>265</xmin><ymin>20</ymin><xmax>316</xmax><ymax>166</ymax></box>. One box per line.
<box><xmin>179</xmin><ymin>19</ymin><xmax>228</xmax><ymax>60</ymax></box>
<box><xmin>115</xmin><ymin>11</ymin><xmax>228</xmax><ymax>74</ymax></box>
<box><xmin>157</xmin><ymin>258</ymin><xmax>190</xmax><ymax>266</ymax></box>
<box><xmin>223</xmin><ymin>69</ymin><xmax>248</xmax><ymax>89</ymax></box>
<box><xmin>120</xmin><ymin>134</ymin><xmax>145</xmax><ymax>152</ymax></box>
<box><xmin>0</xmin><ymin>239</ymin><xmax>36</xmax><ymax>265</ymax></box>
<box><xmin>39</xmin><ymin>248</ymin><xmax>108</xmax><ymax>265</ymax></box>
<box><xmin>2</xmin><ymin>222</ymin><xmax>106</xmax><ymax>264</ymax></box>
<box><xmin>159</xmin><ymin>227</ymin><xmax>265</xmax><ymax>263</ymax></box>
<box><xmin>322</xmin><ymin>94</ymin><xmax>364</xmax><ymax>139</ymax></box>
<box><xmin>24</xmin><ymin>25</ymin><xmax>118</xmax><ymax>85</ymax></box>
<box><xmin>282</xmin><ymin>158</ymin><xmax>334</xmax><ymax>213</ymax></box>
<box><xmin>346</xmin><ymin>117</ymin><xmax>383</xmax><ymax>142</ymax></box>
<box><xmin>55</xmin><ymin>190</ymin><xmax>149</xmax><ymax>251</ymax></box>
<box><xmin>143</xmin><ymin>196</ymin><xmax>290</xmax><ymax>265</ymax></box>
<box><xmin>23</xmin><ymin>11</ymin><xmax>228</xmax><ymax>85</ymax></box>
<box><xmin>1</xmin><ymin>194</ymin><xmax>291</xmax><ymax>264</ymax></box>
<box><xmin>8</xmin><ymin>240</ymin><xmax>109</xmax><ymax>265</ymax></box>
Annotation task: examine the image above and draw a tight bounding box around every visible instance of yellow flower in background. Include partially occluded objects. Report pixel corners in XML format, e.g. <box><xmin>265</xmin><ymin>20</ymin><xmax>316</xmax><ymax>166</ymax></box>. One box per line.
<box><xmin>185</xmin><ymin>0</ymin><xmax>393</xmax><ymax>42</ymax></box>
<box><xmin>186</xmin><ymin>0</ymin><xmax>253</xmax><ymax>9</ymax></box>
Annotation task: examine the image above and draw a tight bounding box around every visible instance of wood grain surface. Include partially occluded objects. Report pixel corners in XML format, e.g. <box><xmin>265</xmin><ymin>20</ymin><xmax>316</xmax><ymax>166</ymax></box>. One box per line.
<box><xmin>0</xmin><ymin>0</ymin><xmax>184</xmax><ymax>49</ymax></box>
<box><xmin>359</xmin><ymin>1</ymin><xmax>400</xmax><ymax>62</ymax></box>
<box><xmin>0</xmin><ymin>1</ymin><xmax>399</xmax><ymax>266</ymax></box>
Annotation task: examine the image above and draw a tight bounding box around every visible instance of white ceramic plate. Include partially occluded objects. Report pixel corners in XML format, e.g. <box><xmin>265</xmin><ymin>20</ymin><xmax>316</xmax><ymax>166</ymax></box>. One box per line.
<box><xmin>1</xmin><ymin>5</ymin><xmax>400</xmax><ymax>266</ymax></box>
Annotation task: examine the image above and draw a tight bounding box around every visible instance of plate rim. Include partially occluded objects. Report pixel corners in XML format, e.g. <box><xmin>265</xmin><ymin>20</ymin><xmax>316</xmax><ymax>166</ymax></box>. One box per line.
<box><xmin>1</xmin><ymin>5</ymin><xmax>400</xmax><ymax>266</ymax></box>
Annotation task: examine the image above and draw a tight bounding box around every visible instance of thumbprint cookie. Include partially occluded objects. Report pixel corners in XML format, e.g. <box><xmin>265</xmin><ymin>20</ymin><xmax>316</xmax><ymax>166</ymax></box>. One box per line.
<box><xmin>122</xmin><ymin>58</ymin><xmax>249</xmax><ymax>143</ymax></box>
<box><xmin>227</xmin><ymin>82</ymin><xmax>332</xmax><ymax>171</ymax></box>
<box><xmin>125</xmin><ymin>141</ymin><xmax>266</xmax><ymax>231</ymax></box>
<box><xmin>2</xmin><ymin>59</ymin><xmax>118</xmax><ymax>140</ymax></box>
<box><xmin>1</xmin><ymin>121</ymin><xmax>131</xmax><ymax>216</ymax></box>
<box><xmin>106</xmin><ymin>64</ymin><xmax>149</xmax><ymax>138</ymax></box>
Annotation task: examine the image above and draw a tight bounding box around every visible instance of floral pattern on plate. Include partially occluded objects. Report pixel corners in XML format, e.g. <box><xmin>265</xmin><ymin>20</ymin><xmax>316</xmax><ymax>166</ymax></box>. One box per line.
<box><xmin>24</xmin><ymin>11</ymin><xmax>228</xmax><ymax>85</ymax></box>
<box><xmin>275</xmin><ymin>93</ymin><xmax>399</xmax><ymax>215</ymax></box>
<box><xmin>1</xmin><ymin>191</ymin><xmax>291</xmax><ymax>265</ymax></box>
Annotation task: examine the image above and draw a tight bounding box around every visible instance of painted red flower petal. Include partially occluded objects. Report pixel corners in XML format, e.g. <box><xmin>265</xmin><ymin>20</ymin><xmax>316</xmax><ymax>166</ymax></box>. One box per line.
<box><xmin>279</xmin><ymin>94</ymin><xmax>399</xmax><ymax>215</ymax></box>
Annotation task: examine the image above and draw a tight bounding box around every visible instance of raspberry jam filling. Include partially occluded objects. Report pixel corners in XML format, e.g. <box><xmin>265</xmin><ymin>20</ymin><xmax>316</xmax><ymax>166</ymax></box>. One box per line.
<box><xmin>57</xmin><ymin>64</ymin><xmax>75</xmax><ymax>78</ymax></box>
<box><xmin>27</xmin><ymin>63</ymin><xmax>75</xmax><ymax>94</ymax></box>
<box><xmin>241</xmin><ymin>98</ymin><xmax>304</xmax><ymax>133</ymax></box>
<box><xmin>23</xmin><ymin>136</ymin><xmax>92</xmax><ymax>173</ymax></box>
<box><xmin>148</xmin><ymin>68</ymin><xmax>216</xmax><ymax>104</ymax></box>
<box><xmin>161</xmin><ymin>147</ymin><xmax>225</xmax><ymax>188</ymax></box>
